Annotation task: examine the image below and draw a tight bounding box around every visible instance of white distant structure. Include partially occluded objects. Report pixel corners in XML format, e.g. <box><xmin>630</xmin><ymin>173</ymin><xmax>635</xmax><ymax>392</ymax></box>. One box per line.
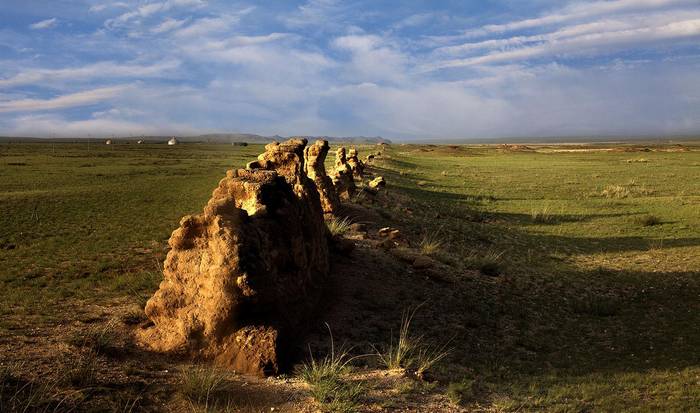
<box><xmin>167</xmin><ymin>137</ymin><xmax>178</xmax><ymax>146</ymax></box>
<box><xmin>105</xmin><ymin>139</ymin><xmax>112</xmax><ymax>145</ymax></box>
<box><xmin>137</xmin><ymin>140</ymin><xmax>144</xmax><ymax>144</ymax></box>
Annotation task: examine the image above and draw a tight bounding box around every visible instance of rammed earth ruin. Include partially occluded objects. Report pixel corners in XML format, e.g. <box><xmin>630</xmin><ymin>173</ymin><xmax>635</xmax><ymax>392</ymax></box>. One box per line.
<box><xmin>138</xmin><ymin>138</ymin><xmax>374</xmax><ymax>375</ymax></box>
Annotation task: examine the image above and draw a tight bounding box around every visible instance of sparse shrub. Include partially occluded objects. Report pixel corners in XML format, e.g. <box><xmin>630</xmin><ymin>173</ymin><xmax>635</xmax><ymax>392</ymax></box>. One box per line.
<box><xmin>179</xmin><ymin>365</ymin><xmax>231</xmax><ymax>407</ymax></box>
<box><xmin>327</xmin><ymin>217</ymin><xmax>352</xmax><ymax>237</ymax></box>
<box><xmin>530</xmin><ymin>205</ymin><xmax>555</xmax><ymax>224</ymax></box>
<box><xmin>446</xmin><ymin>379</ymin><xmax>475</xmax><ymax>406</ymax></box>
<box><xmin>635</xmin><ymin>214</ymin><xmax>661</xmax><ymax>227</ymax></box>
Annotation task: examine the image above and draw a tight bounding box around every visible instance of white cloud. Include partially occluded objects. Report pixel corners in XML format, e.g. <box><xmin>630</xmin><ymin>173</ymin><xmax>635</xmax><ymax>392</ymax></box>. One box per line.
<box><xmin>282</xmin><ymin>0</ymin><xmax>348</xmax><ymax>29</ymax></box>
<box><xmin>2</xmin><ymin>113</ymin><xmax>196</xmax><ymax>137</ymax></box>
<box><xmin>105</xmin><ymin>0</ymin><xmax>207</xmax><ymax>29</ymax></box>
<box><xmin>29</xmin><ymin>18</ymin><xmax>58</xmax><ymax>30</ymax></box>
<box><xmin>89</xmin><ymin>2</ymin><xmax>129</xmax><ymax>13</ymax></box>
<box><xmin>464</xmin><ymin>0</ymin><xmax>695</xmax><ymax>37</ymax></box>
<box><xmin>0</xmin><ymin>85</ymin><xmax>131</xmax><ymax>113</ymax></box>
<box><xmin>0</xmin><ymin>61</ymin><xmax>180</xmax><ymax>88</ymax></box>
<box><xmin>332</xmin><ymin>35</ymin><xmax>409</xmax><ymax>83</ymax></box>
<box><xmin>173</xmin><ymin>16</ymin><xmax>236</xmax><ymax>37</ymax></box>
<box><xmin>151</xmin><ymin>17</ymin><xmax>189</xmax><ymax>34</ymax></box>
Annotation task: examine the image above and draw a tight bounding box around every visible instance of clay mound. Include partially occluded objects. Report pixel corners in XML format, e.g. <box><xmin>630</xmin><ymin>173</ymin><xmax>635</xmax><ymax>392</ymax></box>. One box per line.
<box><xmin>332</xmin><ymin>147</ymin><xmax>357</xmax><ymax>200</ymax></box>
<box><xmin>347</xmin><ymin>147</ymin><xmax>364</xmax><ymax>178</ymax></box>
<box><xmin>304</xmin><ymin>139</ymin><xmax>341</xmax><ymax>215</ymax></box>
<box><xmin>139</xmin><ymin>140</ymin><xmax>330</xmax><ymax>376</ymax></box>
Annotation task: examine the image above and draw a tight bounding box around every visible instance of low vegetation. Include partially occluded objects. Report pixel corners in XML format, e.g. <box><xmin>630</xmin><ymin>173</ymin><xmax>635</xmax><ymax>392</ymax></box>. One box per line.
<box><xmin>179</xmin><ymin>365</ymin><xmax>232</xmax><ymax>408</ymax></box>
<box><xmin>635</xmin><ymin>214</ymin><xmax>662</xmax><ymax>226</ymax></box>
<box><xmin>327</xmin><ymin>217</ymin><xmax>353</xmax><ymax>236</ymax></box>
<box><xmin>2</xmin><ymin>141</ymin><xmax>699</xmax><ymax>411</ymax></box>
<box><xmin>298</xmin><ymin>328</ymin><xmax>364</xmax><ymax>413</ymax></box>
<box><xmin>530</xmin><ymin>204</ymin><xmax>555</xmax><ymax>223</ymax></box>
<box><xmin>418</xmin><ymin>233</ymin><xmax>443</xmax><ymax>255</ymax></box>
<box><xmin>375</xmin><ymin>307</ymin><xmax>451</xmax><ymax>380</ymax></box>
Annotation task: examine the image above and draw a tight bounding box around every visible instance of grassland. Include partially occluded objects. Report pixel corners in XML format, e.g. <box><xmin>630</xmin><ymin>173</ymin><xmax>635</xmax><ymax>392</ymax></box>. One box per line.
<box><xmin>1</xmin><ymin>140</ymin><xmax>699</xmax><ymax>412</ymax></box>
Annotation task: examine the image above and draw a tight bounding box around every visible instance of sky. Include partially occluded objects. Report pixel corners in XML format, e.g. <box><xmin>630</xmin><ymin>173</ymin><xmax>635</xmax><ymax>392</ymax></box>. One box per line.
<box><xmin>0</xmin><ymin>0</ymin><xmax>699</xmax><ymax>140</ymax></box>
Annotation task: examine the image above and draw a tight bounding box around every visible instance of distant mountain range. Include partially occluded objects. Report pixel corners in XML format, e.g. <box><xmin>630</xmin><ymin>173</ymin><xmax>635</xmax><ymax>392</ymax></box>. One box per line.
<box><xmin>0</xmin><ymin>133</ymin><xmax>392</xmax><ymax>144</ymax></box>
<box><xmin>188</xmin><ymin>134</ymin><xmax>392</xmax><ymax>144</ymax></box>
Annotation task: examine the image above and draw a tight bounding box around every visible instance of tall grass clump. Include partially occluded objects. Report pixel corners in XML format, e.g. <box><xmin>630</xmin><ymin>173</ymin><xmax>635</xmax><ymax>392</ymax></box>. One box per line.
<box><xmin>419</xmin><ymin>233</ymin><xmax>443</xmax><ymax>256</ymax></box>
<box><xmin>600</xmin><ymin>181</ymin><xmax>654</xmax><ymax>199</ymax></box>
<box><xmin>530</xmin><ymin>205</ymin><xmax>555</xmax><ymax>224</ymax></box>
<box><xmin>327</xmin><ymin>217</ymin><xmax>352</xmax><ymax>237</ymax></box>
<box><xmin>68</xmin><ymin>322</ymin><xmax>120</xmax><ymax>356</ymax></box>
<box><xmin>179</xmin><ymin>365</ymin><xmax>232</xmax><ymax>409</ymax></box>
<box><xmin>375</xmin><ymin>306</ymin><xmax>452</xmax><ymax>380</ymax></box>
<box><xmin>297</xmin><ymin>326</ymin><xmax>364</xmax><ymax>412</ymax></box>
<box><xmin>465</xmin><ymin>249</ymin><xmax>504</xmax><ymax>277</ymax></box>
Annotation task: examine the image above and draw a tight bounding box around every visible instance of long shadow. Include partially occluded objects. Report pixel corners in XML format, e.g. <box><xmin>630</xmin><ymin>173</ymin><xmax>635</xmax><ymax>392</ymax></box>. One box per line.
<box><xmin>306</xmin><ymin>175</ymin><xmax>700</xmax><ymax>388</ymax></box>
<box><xmin>382</xmin><ymin>183</ymin><xmax>700</xmax><ymax>254</ymax></box>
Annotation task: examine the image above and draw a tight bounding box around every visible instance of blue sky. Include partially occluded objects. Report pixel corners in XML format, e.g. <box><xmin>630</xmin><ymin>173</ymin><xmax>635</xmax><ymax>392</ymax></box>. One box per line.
<box><xmin>1</xmin><ymin>0</ymin><xmax>699</xmax><ymax>139</ymax></box>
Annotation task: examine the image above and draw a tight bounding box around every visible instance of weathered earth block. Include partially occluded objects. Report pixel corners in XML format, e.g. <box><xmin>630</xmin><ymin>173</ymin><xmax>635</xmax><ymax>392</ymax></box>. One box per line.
<box><xmin>332</xmin><ymin>147</ymin><xmax>356</xmax><ymax>200</ymax></box>
<box><xmin>347</xmin><ymin>147</ymin><xmax>364</xmax><ymax>178</ymax></box>
<box><xmin>139</xmin><ymin>139</ymin><xmax>329</xmax><ymax>376</ymax></box>
<box><xmin>304</xmin><ymin>139</ymin><xmax>341</xmax><ymax>215</ymax></box>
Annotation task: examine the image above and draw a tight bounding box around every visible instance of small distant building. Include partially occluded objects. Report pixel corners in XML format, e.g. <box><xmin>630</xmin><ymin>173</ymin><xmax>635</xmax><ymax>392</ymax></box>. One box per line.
<box><xmin>168</xmin><ymin>137</ymin><xmax>178</xmax><ymax>146</ymax></box>
<box><xmin>137</xmin><ymin>139</ymin><xmax>144</xmax><ymax>144</ymax></box>
<box><xmin>105</xmin><ymin>139</ymin><xmax>112</xmax><ymax>145</ymax></box>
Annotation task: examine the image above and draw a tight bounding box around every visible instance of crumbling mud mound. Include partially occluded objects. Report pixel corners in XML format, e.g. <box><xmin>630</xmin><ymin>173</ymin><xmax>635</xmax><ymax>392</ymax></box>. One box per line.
<box><xmin>139</xmin><ymin>140</ymin><xmax>330</xmax><ymax>376</ymax></box>
<box><xmin>332</xmin><ymin>147</ymin><xmax>356</xmax><ymax>200</ymax></box>
<box><xmin>304</xmin><ymin>139</ymin><xmax>341</xmax><ymax>215</ymax></box>
<box><xmin>347</xmin><ymin>147</ymin><xmax>364</xmax><ymax>178</ymax></box>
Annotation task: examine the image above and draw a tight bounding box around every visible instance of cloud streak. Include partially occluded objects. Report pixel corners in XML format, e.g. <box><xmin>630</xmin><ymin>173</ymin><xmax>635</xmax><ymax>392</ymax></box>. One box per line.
<box><xmin>0</xmin><ymin>61</ymin><xmax>180</xmax><ymax>88</ymax></box>
<box><xmin>29</xmin><ymin>18</ymin><xmax>58</xmax><ymax>30</ymax></box>
<box><xmin>0</xmin><ymin>85</ymin><xmax>131</xmax><ymax>113</ymax></box>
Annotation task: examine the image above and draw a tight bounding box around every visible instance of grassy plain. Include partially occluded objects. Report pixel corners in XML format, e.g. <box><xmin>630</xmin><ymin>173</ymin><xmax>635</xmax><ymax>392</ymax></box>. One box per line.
<box><xmin>1</xmin><ymin>140</ymin><xmax>699</xmax><ymax>412</ymax></box>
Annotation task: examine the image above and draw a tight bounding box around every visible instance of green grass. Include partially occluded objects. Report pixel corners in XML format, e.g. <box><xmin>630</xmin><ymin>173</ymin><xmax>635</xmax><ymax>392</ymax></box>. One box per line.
<box><xmin>2</xmin><ymin>141</ymin><xmax>700</xmax><ymax>411</ymax></box>
<box><xmin>298</xmin><ymin>328</ymin><xmax>364</xmax><ymax>412</ymax></box>
<box><xmin>368</xmin><ymin>142</ymin><xmax>700</xmax><ymax>411</ymax></box>
<box><xmin>0</xmin><ymin>142</ymin><xmax>262</xmax><ymax>323</ymax></box>
<box><xmin>179</xmin><ymin>365</ymin><xmax>232</xmax><ymax>407</ymax></box>
<box><xmin>375</xmin><ymin>306</ymin><xmax>451</xmax><ymax>380</ymax></box>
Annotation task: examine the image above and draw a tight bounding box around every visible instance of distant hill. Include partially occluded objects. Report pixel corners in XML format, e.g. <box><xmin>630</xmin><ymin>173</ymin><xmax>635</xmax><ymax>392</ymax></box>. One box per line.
<box><xmin>0</xmin><ymin>133</ymin><xmax>392</xmax><ymax>144</ymax></box>
<box><xmin>189</xmin><ymin>134</ymin><xmax>392</xmax><ymax>144</ymax></box>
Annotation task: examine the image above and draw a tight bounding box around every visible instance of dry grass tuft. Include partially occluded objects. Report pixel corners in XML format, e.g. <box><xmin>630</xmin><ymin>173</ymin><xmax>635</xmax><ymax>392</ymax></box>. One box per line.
<box><xmin>179</xmin><ymin>365</ymin><xmax>233</xmax><ymax>410</ymax></box>
<box><xmin>419</xmin><ymin>233</ymin><xmax>443</xmax><ymax>256</ymax></box>
<box><xmin>465</xmin><ymin>249</ymin><xmax>504</xmax><ymax>276</ymax></box>
<box><xmin>375</xmin><ymin>306</ymin><xmax>452</xmax><ymax>380</ymax></box>
<box><xmin>530</xmin><ymin>205</ymin><xmax>555</xmax><ymax>224</ymax></box>
<box><xmin>600</xmin><ymin>181</ymin><xmax>654</xmax><ymax>198</ymax></box>
<box><xmin>327</xmin><ymin>217</ymin><xmax>353</xmax><ymax>237</ymax></box>
<box><xmin>68</xmin><ymin>322</ymin><xmax>120</xmax><ymax>356</ymax></box>
<box><xmin>298</xmin><ymin>326</ymin><xmax>365</xmax><ymax>412</ymax></box>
